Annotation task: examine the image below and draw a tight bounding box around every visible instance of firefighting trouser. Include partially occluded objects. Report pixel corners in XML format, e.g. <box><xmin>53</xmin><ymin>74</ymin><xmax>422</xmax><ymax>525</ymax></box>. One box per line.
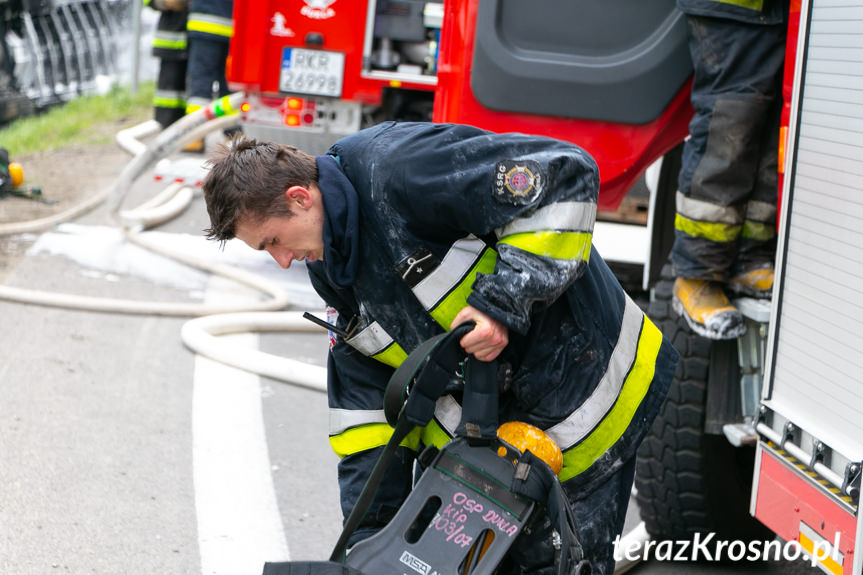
<box><xmin>185</xmin><ymin>36</ymin><xmax>229</xmax><ymax>113</ymax></box>
<box><xmin>154</xmin><ymin>58</ymin><xmax>187</xmax><ymax>128</ymax></box>
<box><xmin>671</xmin><ymin>15</ymin><xmax>786</xmax><ymax>281</ymax></box>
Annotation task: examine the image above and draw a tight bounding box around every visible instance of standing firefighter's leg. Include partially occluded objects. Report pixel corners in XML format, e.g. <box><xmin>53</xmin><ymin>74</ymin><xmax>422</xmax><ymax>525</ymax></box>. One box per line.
<box><xmin>671</xmin><ymin>16</ymin><xmax>785</xmax><ymax>338</ymax></box>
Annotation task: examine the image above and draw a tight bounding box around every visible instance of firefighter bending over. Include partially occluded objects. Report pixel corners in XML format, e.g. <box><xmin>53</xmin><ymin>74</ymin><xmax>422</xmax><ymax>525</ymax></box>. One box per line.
<box><xmin>671</xmin><ymin>0</ymin><xmax>789</xmax><ymax>339</ymax></box>
<box><xmin>201</xmin><ymin>123</ymin><xmax>679</xmax><ymax>575</ymax></box>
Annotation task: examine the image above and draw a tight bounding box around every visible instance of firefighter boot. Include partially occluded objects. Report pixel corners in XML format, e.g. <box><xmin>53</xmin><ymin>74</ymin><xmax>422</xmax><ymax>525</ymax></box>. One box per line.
<box><xmin>728</xmin><ymin>266</ymin><xmax>774</xmax><ymax>299</ymax></box>
<box><xmin>673</xmin><ymin>278</ymin><xmax>746</xmax><ymax>340</ymax></box>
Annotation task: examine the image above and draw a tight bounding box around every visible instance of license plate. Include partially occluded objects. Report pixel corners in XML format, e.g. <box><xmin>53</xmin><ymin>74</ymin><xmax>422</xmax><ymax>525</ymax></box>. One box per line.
<box><xmin>279</xmin><ymin>48</ymin><xmax>344</xmax><ymax>97</ymax></box>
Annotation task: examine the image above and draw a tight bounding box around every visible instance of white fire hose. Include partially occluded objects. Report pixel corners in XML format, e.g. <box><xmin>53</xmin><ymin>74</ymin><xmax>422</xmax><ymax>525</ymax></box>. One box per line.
<box><xmin>0</xmin><ymin>92</ymin><xmax>327</xmax><ymax>391</ymax></box>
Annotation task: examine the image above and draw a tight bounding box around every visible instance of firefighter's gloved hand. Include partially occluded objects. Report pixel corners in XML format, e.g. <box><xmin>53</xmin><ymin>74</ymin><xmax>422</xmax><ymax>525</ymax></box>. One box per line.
<box><xmin>451</xmin><ymin>305</ymin><xmax>508</xmax><ymax>362</ymax></box>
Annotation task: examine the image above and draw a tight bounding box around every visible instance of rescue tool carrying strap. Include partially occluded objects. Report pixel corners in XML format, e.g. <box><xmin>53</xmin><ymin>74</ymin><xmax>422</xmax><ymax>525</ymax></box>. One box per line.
<box><xmin>267</xmin><ymin>324</ymin><xmax>588</xmax><ymax>574</ymax></box>
<box><xmin>331</xmin><ymin>322</ymin><xmax>480</xmax><ymax>562</ymax></box>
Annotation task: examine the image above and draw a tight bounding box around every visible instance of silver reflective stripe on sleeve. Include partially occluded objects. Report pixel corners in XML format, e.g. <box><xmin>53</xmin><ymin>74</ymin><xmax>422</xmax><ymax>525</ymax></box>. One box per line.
<box><xmin>329</xmin><ymin>408</ymin><xmax>389</xmax><ymax>436</ymax></box>
<box><xmin>545</xmin><ymin>295</ymin><xmax>643</xmax><ymax>449</ymax></box>
<box><xmin>495</xmin><ymin>201</ymin><xmax>596</xmax><ymax>238</ymax></box>
<box><xmin>412</xmin><ymin>236</ymin><xmax>486</xmax><ymax>310</ymax></box>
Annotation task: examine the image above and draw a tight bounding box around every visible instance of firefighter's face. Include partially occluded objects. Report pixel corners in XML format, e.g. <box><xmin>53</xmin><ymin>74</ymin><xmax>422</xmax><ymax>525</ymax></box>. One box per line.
<box><xmin>235</xmin><ymin>185</ymin><xmax>325</xmax><ymax>269</ymax></box>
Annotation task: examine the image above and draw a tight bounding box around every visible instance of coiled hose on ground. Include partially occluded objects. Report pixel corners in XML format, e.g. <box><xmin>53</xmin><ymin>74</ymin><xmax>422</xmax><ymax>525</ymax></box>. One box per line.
<box><xmin>0</xmin><ymin>92</ymin><xmax>327</xmax><ymax>392</ymax></box>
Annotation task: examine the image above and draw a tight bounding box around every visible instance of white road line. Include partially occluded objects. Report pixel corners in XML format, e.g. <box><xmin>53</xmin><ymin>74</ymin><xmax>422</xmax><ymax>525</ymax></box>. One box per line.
<box><xmin>193</xmin><ymin>277</ymin><xmax>290</xmax><ymax>574</ymax></box>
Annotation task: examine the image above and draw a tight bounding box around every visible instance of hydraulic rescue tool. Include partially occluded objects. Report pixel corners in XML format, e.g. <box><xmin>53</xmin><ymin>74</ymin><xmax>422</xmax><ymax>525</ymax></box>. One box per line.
<box><xmin>263</xmin><ymin>323</ymin><xmax>592</xmax><ymax>575</ymax></box>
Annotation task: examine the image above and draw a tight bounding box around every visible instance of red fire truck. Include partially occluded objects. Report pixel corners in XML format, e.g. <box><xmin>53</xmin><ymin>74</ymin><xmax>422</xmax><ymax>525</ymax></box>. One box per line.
<box><xmin>227</xmin><ymin>2</ymin><xmax>863</xmax><ymax>573</ymax></box>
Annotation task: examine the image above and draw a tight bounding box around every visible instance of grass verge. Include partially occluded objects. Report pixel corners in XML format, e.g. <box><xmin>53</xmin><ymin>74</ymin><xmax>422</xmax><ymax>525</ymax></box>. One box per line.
<box><xmin>0</xmin><ymin>82</ymin><xmax>155</xmax><ymax>157</ymax></box>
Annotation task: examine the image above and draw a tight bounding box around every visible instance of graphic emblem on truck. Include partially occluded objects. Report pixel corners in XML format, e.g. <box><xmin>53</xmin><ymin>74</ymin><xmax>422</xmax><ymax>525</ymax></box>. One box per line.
<box><xmin>301</xmin><ymin>0</ymin><xmax>337</xmax><ymax>20</ymax></box>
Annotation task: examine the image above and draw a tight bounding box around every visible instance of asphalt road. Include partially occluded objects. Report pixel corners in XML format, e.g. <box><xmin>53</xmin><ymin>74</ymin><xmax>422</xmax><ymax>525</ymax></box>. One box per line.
<box><xmin>0</xmin><ymin>145</ymin><xmax>824</xmax><ymax>575</ymax></box>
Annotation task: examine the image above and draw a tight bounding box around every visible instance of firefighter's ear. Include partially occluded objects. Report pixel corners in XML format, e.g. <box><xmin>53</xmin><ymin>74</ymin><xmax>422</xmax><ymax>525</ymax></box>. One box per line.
<box><xmin>285</xmin><ymin>185</ymin><xmax>311</xmax><ymax>209</ymax></box>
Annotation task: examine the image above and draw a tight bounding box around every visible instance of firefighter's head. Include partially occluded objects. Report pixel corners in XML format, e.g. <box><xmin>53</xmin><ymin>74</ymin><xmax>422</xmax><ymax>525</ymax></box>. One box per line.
<box><xmin>203</xmin><ymin>136</ymin><xmax>325</xmax><ymax>269</ymax></box>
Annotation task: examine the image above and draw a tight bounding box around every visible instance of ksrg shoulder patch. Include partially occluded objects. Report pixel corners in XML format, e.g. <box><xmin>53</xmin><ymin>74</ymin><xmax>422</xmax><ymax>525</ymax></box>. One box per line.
<box><xmin>493</xmin><ymin>160</ymin><xmax>544</xmax><ymax>205</ymax></box>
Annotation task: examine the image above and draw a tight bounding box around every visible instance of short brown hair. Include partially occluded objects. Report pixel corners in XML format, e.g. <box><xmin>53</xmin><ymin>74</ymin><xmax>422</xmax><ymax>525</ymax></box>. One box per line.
<box><xmin>202</xmin><ymin>136</ymin><xmax>319</xmax><ymax>242</ymax></box>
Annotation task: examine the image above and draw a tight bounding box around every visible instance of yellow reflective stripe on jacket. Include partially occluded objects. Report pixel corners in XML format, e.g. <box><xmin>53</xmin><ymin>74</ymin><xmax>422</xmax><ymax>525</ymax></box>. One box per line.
<box><xmin>675</xmin><ymin>213</ymin><xmax>741</xmax><ymax>243</ymax></box>
<box><xmin>421</xmin><ymin>418</ymin><xmax>454</xmax><ymax>450</ymax></box>
<box><xmin>499</xmin><ymin>231</ymin><xmax>592</xmax><ymax>261</ymax></box>
<box><xmin>496</xmin><ymin>201</ymin><xmax>596</xmax><ymax>238</ymax></box>
<box><xmin>344</xmin><ymin>320</ymin><xmax>408</xmax><ymax>369</ymax></box>
<box><xmin>407</xmin><ymin>236</ymin><xmax>497</xmax><ymax>331</ymax></box>
<box><xmin>373</xmin><ymin>343</ymin><xmax>408</xmax><ymax>369</ymax></box>
<box><xmin>329</xmin><ymin>423</ymin><xmax>421</xmax><ymax>458</ymax></box>
<box><xmin>419</xmin><ymin>394</ymin><xmax>462</xmax><ymax>449</ymax></box>
<box><xmin>742</xmin><ymin>220</ymin><xmax>776</xmax><ymax>241</ymax></box>
<box><xmin>187</xmin><ymin>12</ymin><xmax>234</xmax><ymax>37</ymax></box>
<box><xmin>428</xmin><ymin>248</ymin><xmax>497</xmax><ymax>329</ymax></box>
<box><xmin>556</xmin><ymin>314</ymin><xmax>662</xmax><ymax>482</ymax></box>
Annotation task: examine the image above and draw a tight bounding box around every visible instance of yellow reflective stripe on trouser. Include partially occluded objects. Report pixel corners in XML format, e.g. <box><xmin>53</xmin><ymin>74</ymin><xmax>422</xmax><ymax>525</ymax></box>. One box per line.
<box><xmin>154</xmin><ymin>90</ymin><xmax>186</xmax><ymax>109</ymax></box>
<box><xmin>715</xmin><ymin>0</ymin><xmax>764</xmax><ymax>11</ymax></box>
<box><xmin>153</xmin><ymin>37</ymin><xmax>187</xmax><ymax>51</ymax></box>
<box><xmin>676</xmin><ymin>190</ymin><xmax>742</xmax><ymax>225</ymax></box>
<box><xmin>187</xmin><ymin>13</ymin><xmax>234</xmax><ymax>38</ymax></box>
<box><xmin>745</xmin><ymin>200</ymin><xmax>776</xmax><ymax>223</ymax></box>
<box><xmin>153</xmin><ymin>30</ymin><xmax>187</xmax><ymax>51</ymax></box>
<box><xmin>329</xmin><ymin>423</ymin><xmax>421</xmax><ymax>458</ymax></box>
<box><xmin>675</xmin><ymin>213</ymin><xmax>741</xmax><ymax>243</ymax></box>
<box><xmin>742</xmin><ymin>220</ymin><xmax>776</xmax><ymax>241</ymax></box>
<box><xmin>555</xmin><ymin>309</ymin><xmax>662</xmax><ymax>482</ymax></box>
<box><xmin>499</xmin><ymin>231</ymin><xmax>592</xmax><ymax>261</ymax></box>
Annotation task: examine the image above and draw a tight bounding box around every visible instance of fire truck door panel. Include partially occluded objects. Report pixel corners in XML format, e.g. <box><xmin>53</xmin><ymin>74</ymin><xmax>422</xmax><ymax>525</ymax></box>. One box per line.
<box><xmin>764</xmin><ymin>0</ymin><xmax>863</xmax><ymax>465</ymax></box>
<box><xmin>470</xmin><ymin>0</ymin><xmax>692</xmax><ymax>125</ymax></box>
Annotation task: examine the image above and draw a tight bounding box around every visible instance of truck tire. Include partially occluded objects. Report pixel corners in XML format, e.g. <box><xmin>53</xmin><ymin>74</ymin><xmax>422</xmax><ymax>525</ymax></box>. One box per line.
<box><xmin>634</xmin><ymin>265</ymin><xmax>772</xmax><ymax>541</ymax></box>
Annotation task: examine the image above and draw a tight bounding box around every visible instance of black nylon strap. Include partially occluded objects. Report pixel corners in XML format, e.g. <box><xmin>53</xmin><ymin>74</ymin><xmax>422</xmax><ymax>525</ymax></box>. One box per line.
<box><xmin>383</xmin><ymin>322</ymin><xmax>475</xmax><ymax>427</ymax></box>
<box><xmin>329</xmin><ymin>417</ymin><xmax>414</xmax><ymax>562</ymax></box>
<box><xmin>455</xmin><ymin>357</ymin><xmax>499</xmax><ymax>443</ymax></box>
<box><xmin>509</xmin><ymin>450</ymin><xmax>585</xmax><ymax>575</ymax></box>
<box><xmin>334</xmin><ymin>323</ymin><xmax>475</xmax><ymax>562</ymax></box>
